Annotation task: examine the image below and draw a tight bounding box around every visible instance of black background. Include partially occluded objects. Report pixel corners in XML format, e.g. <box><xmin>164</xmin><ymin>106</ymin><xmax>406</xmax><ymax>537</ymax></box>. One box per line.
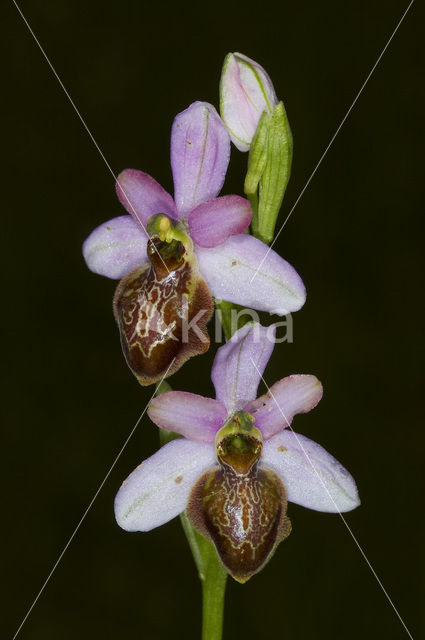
<box><xmin>3</xmin><ymin>1</ymin><xmax>424</xmax><ymax>638</ymax></box>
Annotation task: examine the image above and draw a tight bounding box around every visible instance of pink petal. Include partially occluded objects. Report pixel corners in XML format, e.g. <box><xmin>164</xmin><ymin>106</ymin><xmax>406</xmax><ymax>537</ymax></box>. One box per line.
<box><xmin>211</xmin><ymin>322</ymin><xmax>275</xmax><ymax>413</ymax></box>
<box><xmin>171</xmin><ymin>102</ymin><xmax>230</xmax><ymax>217</ymax></box>
<box><xmin>261</xmin><ymin>430</ymin><xmax>360</xmax><ymax>512</ymax></box>
<box><xmin>116</xmin><ymin>169</ymin><xmax>177</xmax><ymax>227</ymax></box>
<box><xmin>82</xmin><ymin>215</ymin><xmax>148</xmax><ymax>279</ymax></box>
<box><xmin>195</xmin><ymin>234</ymin><xmax>306</xmax><ymax>315</ymax></box>
<box><xmin>245</xmin><ymin>375</ymin><xmax>323</xmax><ymax>440</ymax></box>
<box><xmin>148</xmin><ymin>391</ymin><xmax>227</xmax><ymax>443</ymax></box>
<box><xmin>114</xmin><ymin>438</ymin><xmax>216</xmax><ymax>531</ymax></box>
<box><xmin>188</xmin><ymin>196</ymin><xmax>252</xmax><ymax>248</ymax></box>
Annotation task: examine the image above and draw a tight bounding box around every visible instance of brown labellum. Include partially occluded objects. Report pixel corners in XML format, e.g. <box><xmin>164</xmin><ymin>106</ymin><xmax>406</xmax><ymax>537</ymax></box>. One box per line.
<box><xmin>187</xmin><ymin>420</ymin><xmax>291</xmax><ymax>582</ymax></box>
<box><xmin>113</xmin><ymin>236</ymin><xmax>213</xmax><ymax>386</ymax></box>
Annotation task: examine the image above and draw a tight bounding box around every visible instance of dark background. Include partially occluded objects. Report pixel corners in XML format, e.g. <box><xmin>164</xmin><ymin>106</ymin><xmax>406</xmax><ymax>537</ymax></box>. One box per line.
<box><xmin>3</xmin><ymin>1</ymin><xmax>424</xmax><ymax>638</ymax></box>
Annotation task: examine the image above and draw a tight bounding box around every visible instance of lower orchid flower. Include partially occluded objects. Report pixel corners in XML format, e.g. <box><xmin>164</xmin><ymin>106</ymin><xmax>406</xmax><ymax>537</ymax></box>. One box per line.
<box><xmin>83</xmin><ymin>101</ymin><xmax>306</xmax><ymax>385</ymax></box>
<box><xmin>114</xmin><ymin>322</ymin><xmax>360</xmax><ymax>582</ymax></box>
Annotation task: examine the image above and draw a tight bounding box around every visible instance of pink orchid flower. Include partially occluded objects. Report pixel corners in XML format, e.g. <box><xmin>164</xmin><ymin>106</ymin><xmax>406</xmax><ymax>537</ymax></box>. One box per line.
<box><xmin>83</xmin><ymin>101</ymin><xmax>305</xmax><ymax>316</ymax></box>
<box><xmin>115</xmin><ymin>323</ymin><xmax>359</xmax><ymax>581</ymax></box>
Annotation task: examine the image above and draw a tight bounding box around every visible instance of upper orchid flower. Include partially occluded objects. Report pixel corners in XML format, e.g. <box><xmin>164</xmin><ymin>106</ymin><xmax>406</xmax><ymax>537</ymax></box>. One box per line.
<box><xmin>114</xmin><ymin>323</ymin><xmax>360</xmax><ymax>582</ymax></box>
<box><xmin>83</xmin><ymin>102</ymin><xmax>306</xmax><ymax>385</ymax></box>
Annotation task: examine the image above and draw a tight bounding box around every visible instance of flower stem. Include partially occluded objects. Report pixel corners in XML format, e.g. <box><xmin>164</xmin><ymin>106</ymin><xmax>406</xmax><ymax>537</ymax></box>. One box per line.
<box><xmin>180</xmin><ymin>513</ymin><xmax>228</xmax><ymax>640</ymax></box>
<box><xmin>214</xmin><ymin>298</ymin><xmax>253</xmax><ymax>341</ymax></box>
<box><xmin>201</xmin><ymin>544</ymin><xmax>228</xmax><ymax>640</ymax></box>
<box><xmin>248</xmin><ymin>191</ymin><xmax>259</xmax><ymax>239</ymax></box>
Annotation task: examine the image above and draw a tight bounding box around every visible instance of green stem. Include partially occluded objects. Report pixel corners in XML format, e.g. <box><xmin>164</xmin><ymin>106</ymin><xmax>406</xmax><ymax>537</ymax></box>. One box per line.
<box><xmin>180</xmin><ymin>512</ymin><xmax>207</xmax><ymax>580</ymax></box>
<box><xmin>215</xmin><ymin>298</ymin><xmax>254</xmax><ymax>341</ymax></box>
<box><xmin>180</xmin><ymin>513</ymin><xmax>227</xmax><ymax>640</ymax></box>
<box><xmin>248</xmin><ymin>191</ymin><xmax>259</xmax><ymax>239</ymax></box>
<box><xmin>201</xmin><ymin>546</ymin><xmax>228</xmax><ymax>640</ymax></box>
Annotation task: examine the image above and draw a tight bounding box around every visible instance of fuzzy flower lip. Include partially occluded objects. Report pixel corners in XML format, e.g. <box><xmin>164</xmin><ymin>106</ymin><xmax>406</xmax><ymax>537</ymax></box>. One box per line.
<box><xmin>114</xmin><ymin>323</ymin><xmax>360</xmax><ymax>533</ymax></box>
<box><xmin>82</xmin><ymin>101</ymin><xmax>306</xmax><ymax>316</ymax></box>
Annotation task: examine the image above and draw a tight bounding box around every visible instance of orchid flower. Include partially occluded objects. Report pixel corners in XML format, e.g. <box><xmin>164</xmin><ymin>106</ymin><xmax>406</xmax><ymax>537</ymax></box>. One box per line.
<box><xmin>115</xmin><ymin>323</ymin><xmax>360</xmax><ymax>582</ymax></box>
<box><xmin>82</xmin><ymin>101</ymin><xmax>305</xmax><ymax>385</ymax></box>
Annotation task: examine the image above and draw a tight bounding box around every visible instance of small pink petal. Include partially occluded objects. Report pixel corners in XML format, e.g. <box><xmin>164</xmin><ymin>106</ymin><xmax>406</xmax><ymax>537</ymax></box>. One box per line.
<box><xmin>82</xmin><ymin>215</ymin><xmax>148</xmax><ymax>279</ymax></box>
<box><xmin>171</xmin><ymin>102</ymin><xmax>230</xmax><ymax>217</ymax></box>
<box><xmin>212</xmin><ymin>323</ymin><xmax>275</xmax><ymax>413</ymax></box>
<box><xmin>188</xmin><ymin>196</ymin><xmax>252</xmax><ymax>248</ymax></box>
<box><xmin>148</xmin><ymin>391</ymin><xmax>227</xmax><ymax>443</ymax></box>
<box><xmin>114</xmin><ymin>438</ymin><xmax>216</xmax><ymax>531</ymax></box>
<box><xmin>116</xmin><ymin>169</ymin><xmax>176</xmax><ymax>227</ymax></box>
<box><xmin>245</xmin><ymin>375</ymin><xmax>323</xmax><ymax>440</ymax></box>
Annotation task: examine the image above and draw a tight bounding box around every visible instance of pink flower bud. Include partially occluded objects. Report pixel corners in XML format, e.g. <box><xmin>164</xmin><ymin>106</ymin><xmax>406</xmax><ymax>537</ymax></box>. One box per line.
<box><xmin>220</xmin><ymin>52</ymin><xmax>278</xmax><ymax>152</ymax></box>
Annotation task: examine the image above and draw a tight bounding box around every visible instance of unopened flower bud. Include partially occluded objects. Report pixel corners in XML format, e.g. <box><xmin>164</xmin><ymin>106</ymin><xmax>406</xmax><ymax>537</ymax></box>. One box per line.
<box><xmin>220</xmin><ymin>52</ymin><xmax>278</xmax><ymax>152</ymax></box>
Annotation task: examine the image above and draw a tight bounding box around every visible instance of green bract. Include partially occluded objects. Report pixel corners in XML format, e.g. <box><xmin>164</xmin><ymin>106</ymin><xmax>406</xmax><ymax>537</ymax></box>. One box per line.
<box><xmin>246</xmin><ymin>101</ymin><xmax>293</xmax><ymax>245</ymax></box>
